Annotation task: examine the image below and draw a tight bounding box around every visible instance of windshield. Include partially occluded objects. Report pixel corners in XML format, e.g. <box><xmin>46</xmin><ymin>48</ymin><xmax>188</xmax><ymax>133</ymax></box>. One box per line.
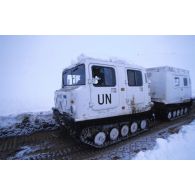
<box><xmin>63</xmin><ymin>64</ymin><xmax>85</xmax><ymax>86</ymax></box>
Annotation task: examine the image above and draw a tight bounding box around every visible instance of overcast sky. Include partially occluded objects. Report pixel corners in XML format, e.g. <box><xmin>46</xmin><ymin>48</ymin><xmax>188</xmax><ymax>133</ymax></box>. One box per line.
<box><xmin>0</xmin><ymin>35</ymin><xmax>195</xmax><ymax>116</ymax></box>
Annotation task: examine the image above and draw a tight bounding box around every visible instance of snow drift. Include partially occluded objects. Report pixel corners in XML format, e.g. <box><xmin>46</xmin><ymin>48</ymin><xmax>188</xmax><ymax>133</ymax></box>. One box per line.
<box><xmin>134</xmin><ymin>120</ymin><xmax>195</xmax><ymax>160</ymax></box>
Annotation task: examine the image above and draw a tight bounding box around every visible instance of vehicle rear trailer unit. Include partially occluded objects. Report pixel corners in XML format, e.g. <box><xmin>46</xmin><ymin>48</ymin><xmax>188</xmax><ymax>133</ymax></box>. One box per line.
<box><xmin>147</xmin><ymin>66</ymin><xmax>192</xmax><ymax>120</ymax></box>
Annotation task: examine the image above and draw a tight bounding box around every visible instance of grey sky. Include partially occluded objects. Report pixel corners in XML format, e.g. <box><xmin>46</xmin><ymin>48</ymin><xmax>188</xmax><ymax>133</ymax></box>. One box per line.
<box><xmin>0</xmin><ymin>35</ymin><xmax>195</xmax><ymax>115</ymax></box>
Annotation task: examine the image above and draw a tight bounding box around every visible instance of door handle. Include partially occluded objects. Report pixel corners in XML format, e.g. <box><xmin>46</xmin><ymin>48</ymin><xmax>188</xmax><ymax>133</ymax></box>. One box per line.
<box><xmin>111</xmin><ymin>88</ymin><xmax>117</xmax><ymax>93</ymax></box>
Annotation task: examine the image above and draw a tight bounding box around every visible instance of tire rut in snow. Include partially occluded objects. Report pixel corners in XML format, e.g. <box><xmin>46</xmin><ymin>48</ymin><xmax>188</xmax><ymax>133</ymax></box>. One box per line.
<box><xmin>0</xmin><ymin>128</ymin><xmax>77</xmax><ymax>159</ymax></box>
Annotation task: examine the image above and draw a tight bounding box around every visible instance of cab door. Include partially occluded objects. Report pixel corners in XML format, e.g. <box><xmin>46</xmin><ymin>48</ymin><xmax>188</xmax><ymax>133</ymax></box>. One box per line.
<box><xmin>125</xmin><ymin>68</ymin><xmax>145</xmax><ymax>112</ymax></box>
<box><xmin>89</xmin><ymin>64</ymin><xmax>119</xmax><ymax>111</ymax></box>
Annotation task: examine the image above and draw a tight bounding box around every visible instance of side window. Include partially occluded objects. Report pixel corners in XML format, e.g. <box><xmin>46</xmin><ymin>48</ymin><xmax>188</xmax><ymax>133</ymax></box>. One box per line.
<box><xmin>136</xmin><ymin>71</ymin><xmax>143</xmax><ymax>86</ymax></box>
<box><xmin>183</xmin><ymin>78</ymin><xmax>188</xmax><ymax>86</ymax></box>
<box><xmin>127</xmin><ymin>70</ymin><xmax>136</xmax><ymax>86</ymax></box>
<box><xmin>92</xmin><ymin>66</ymin><xmax>116</xmax><ymax>87</ymax></box>
<box><xmin>127</xmin><ymin>70</ymin><xmax>143</xmax><ymax>86</ymax></box>
<box><xmin>174</xmin><ymin>77</ymin><xmax>180</xmax><ymax>87</ymax></box>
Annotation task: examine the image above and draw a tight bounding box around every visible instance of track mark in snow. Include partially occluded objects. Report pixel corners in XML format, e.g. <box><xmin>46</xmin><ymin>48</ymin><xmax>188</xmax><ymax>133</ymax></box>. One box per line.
<box><xmin>9</xmin><ymin>145</ymin><xmax>41</xmax><ymax>160</ymax></box>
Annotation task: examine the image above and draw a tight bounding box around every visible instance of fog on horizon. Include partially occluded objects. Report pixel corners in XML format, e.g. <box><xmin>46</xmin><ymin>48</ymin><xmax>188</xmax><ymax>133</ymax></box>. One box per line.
<box><xmin>0</xmin><ymin>35</ymin><xmax>195</xmax><ymax>116</ymax></box>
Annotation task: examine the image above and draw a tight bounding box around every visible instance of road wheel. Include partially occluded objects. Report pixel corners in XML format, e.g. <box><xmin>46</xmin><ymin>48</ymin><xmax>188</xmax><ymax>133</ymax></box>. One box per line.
<box><xmin>180</xmin><ymin>108</ymin><xmax>184</xmax><ymax>116</ymax></box>
<box><xmin>167</xmin><ymin>111</ymin><xmax>172</xmax><ymax>120</ymax></box>
<box><xmin>130</xmin><ymin>122</ymin><xmax>138</xmax><ymax>134</ymax></box>
<box><xmin>94</xmin><ymin>132</ymin><xmax>106</xmax><ymax>146</ymax></box>
<box><xmin>172</xmin><ymin>110</ymin><xmax>177</xmax><ymax>118</ymax></box>
<box><xmin>140</xmin><ymin>119</ymin><xmax>148</xmax><ymax>130</ymax></box>
<box><xmin>184</xmin><ymin>107</ymin><xmax>188</xmax><ymax>114</ymax></box>
<box><xmin>121</xmin><ymin>125</ymin><xmax>129</xmax><ymax>137</ymax></box>
<box><xmin>177</xmin><ymin>109</ymin><xmax>180</xmax><ymax>117</ymax></box>
<box><xmin>109</xmin><ymin>128</ymin><xmax>119</xmax><ymax>141</ymax></box>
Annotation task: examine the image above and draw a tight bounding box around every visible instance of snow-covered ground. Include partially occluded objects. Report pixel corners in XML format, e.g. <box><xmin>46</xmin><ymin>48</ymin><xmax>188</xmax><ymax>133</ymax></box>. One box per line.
<box><xmin>1</xmin><ymin>109</ymin><xmax>195</xmax><ymax>160</ymax></box>
<box><xmin>134</xmin><ymin>120</ymin><xmax>195</xmax><ymax>160</ymax></box>
<box><xmin>0</xmin><ymin>111</ymin><xmax>58</xmax><ymax>138</ymax></box>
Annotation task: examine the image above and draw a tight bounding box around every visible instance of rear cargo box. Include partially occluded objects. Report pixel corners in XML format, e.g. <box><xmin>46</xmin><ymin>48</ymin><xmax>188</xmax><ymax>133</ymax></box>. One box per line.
<box><xmin>147</xmin><ymin>66</ymin><xmax>192</xmax><ymax>105</ymax></box>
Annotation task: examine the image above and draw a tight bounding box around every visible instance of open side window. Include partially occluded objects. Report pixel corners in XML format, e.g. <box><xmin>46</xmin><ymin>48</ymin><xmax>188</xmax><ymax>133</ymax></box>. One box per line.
<box><xmin>92</xmin><ymin>65</ymin><xmax>116</xmax><ymax>87</ymax></box>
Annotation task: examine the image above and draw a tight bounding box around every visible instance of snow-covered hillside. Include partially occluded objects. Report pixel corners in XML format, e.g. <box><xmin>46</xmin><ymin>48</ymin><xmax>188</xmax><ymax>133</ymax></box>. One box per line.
<box><xmin>134</xmin><ymin>120</ymin><xmax>195</xmax><ymax>160</ymax></box>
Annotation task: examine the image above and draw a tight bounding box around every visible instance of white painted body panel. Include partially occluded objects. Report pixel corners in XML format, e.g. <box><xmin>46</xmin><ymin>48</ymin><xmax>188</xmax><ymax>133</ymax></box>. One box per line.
<box><xmin>147</xmin><ymin>66</ymin><xmax>192</xmax><ymax>104</ymax></box>
<box><xmin>54</xmin><ymin>57</ymin><xmax>152</xmax><ymax>122</ymax></box>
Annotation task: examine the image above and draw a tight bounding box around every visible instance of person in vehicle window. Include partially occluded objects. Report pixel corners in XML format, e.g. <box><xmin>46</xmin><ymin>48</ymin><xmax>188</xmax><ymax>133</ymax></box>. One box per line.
<box><xmin>92</xmin><ymin>67</ymin><xmax>105</xmax><ymax>86</ymax></box>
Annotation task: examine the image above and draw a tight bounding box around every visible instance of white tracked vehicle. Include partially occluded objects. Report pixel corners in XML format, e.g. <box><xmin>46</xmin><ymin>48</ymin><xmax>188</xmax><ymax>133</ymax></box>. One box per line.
<box><xmin>147</xmin><ymin>66</ymin><xmax>192</xmax><ymax>120</ymax></box>
<box><xmin>53</xmin><ymin>56</ymin><xmax>155</xmax><ymax>148</ymax></box>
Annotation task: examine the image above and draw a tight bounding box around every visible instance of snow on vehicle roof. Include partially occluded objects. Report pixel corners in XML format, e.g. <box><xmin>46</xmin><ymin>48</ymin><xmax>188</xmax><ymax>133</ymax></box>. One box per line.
<box><xmin>63</xmin><ymin>54</ymin><xmax>144</xmax><ymax>72</ymax></box>
<box><xmin>147</xmin><ymin>66</ymin><xmax>189</xmax><ymax>74</ymax></box>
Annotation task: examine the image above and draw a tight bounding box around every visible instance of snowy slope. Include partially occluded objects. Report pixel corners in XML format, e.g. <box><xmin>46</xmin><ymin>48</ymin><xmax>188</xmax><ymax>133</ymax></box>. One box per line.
<box><xmin>134</xmin><ymin>120</ymin><xmax>195</xmax><ymax>160</ymax></box>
